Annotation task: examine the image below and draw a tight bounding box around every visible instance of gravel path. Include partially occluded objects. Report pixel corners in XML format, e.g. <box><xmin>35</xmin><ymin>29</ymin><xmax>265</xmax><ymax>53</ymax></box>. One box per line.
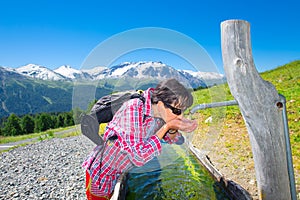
<box><xmin>0</xmin><ymin>135</ymin><xmax>95</xmax><ymax>200</ymax></box>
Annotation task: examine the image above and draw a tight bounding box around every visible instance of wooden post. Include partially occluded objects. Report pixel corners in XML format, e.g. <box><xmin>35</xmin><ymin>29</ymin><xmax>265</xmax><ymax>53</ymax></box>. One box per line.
<box><xmin>221</xmin><ymin>20</ymin><xmax>292</xmax><ymax>200</ymax></box>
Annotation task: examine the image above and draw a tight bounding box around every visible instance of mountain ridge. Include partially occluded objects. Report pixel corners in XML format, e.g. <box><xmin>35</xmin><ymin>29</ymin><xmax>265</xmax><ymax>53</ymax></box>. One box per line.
<box><xmin>4</xmin><ymin>61</ymin><xmax>225</xmax><ymax>87</ymax></box>
<box><xmin>0</xmin><ymin>61</ymin><xmax>226</xmax><ymax>117</ymax></box>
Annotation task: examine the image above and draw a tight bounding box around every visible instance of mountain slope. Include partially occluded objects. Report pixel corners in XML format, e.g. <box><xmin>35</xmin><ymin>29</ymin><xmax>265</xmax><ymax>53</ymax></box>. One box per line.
<box><xmin>0</xmin><ymin>61</ymin><xmax>226</xmax><ymax>117</ymax></box>
<box><xmin>0</xmin><ymin>67</ymin><xmax>73</xmax><ymax>117</ymax></box>
<box><xmin>92</xmin><ymin>61</ymin><xmax>224</xmax><ymax>87</ymax></box>
<box><xmin>54</xmin><ymin>65</ymin><xmax>92</xmax><ymax>80</ymax></box>
<box><xmin>14</xmin><ymin>64</ymin><xmax>66</xmax><ymax>81</ymax></box>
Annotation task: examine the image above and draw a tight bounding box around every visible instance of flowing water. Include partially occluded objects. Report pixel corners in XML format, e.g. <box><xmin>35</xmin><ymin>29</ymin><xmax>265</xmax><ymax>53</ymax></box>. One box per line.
<box><xmin>125</xmin><ymin>143</ymin><xmax>230</xmax><ymax>200</ymax></box>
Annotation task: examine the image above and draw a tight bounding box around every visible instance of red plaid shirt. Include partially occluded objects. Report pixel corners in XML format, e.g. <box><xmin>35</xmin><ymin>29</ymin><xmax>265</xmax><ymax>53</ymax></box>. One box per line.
<box><xmin>82</xmin><ymin>88</ymin><xmax>183</xmax><ymax>196</ymax></box>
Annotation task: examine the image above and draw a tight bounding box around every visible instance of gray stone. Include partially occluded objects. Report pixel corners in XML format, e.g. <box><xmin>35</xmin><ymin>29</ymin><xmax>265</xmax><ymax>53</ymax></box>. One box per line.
<box><xmin>0</xmin><ymin>135</ymin><xmax>94</xmax><ymax>199</ymax></box>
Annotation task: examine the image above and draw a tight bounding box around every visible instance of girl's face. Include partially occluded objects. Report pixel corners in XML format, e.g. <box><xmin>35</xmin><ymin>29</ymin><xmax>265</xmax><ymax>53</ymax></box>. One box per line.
<box><xmin>158</xmin><ymin>101</ymin><xmax>183</xmax><ymax>123</ymax></box>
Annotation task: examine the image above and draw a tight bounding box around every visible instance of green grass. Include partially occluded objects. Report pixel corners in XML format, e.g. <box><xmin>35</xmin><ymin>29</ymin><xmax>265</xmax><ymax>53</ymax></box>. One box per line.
<box><xmin>55</xmin><ymin>128</ymin><xmax>81</xmax><ymax>138</ymax></box>
<box><xmin>261</xmin><ymin>60</ymin><xmax>300</xmax><ymax>172</ymax></box>
<box><xmin>0</xmin><ymin>126</ymin><xmax>80</xmax><ymax>154</ymax></box>
<box><xmin>0</xmin><ymin>126</ymin><xmax>78</xmax><ymax>144</ymax></box>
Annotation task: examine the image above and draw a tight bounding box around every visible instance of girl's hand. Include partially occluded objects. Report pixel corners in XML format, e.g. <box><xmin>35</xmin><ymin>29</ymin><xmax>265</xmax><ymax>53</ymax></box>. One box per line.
<box><xmin>156</xmin><ymin>118</ymin><xmax>198</xmax><ymax>140</ymax></box>
<box><xmin>166</xmin><ymin>118</ymin><xmax>198</xmax><ymax>133</ymax></box>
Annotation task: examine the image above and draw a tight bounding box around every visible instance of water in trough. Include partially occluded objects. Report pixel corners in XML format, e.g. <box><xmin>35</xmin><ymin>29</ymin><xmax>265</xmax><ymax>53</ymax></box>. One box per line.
<box><xmin>125</xmin><ymin>143</ymin><xmax>230</xmax><ymax>200</ymax></box>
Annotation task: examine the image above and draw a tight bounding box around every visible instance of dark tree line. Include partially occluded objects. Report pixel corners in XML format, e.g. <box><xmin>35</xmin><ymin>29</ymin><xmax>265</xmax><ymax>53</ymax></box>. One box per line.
<box><xmin>0</xmin><ymin>110</ymin><xmax>81</xmax><ymax>136</ymax></box>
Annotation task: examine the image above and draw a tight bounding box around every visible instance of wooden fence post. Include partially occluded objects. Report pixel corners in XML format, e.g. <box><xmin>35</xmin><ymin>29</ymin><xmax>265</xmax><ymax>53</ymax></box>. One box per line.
<box><xmin>221</xmin><ymin>19</ymin><xmax>292</xmax><ymax>200</ymax></box>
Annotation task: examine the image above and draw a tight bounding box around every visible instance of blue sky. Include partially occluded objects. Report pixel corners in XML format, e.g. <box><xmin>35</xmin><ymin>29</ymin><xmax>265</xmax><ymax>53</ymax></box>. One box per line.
<box><xmin>0</xmin><ymin>0</ymin><xmax>299</xmax><ymax>73</ymax></box>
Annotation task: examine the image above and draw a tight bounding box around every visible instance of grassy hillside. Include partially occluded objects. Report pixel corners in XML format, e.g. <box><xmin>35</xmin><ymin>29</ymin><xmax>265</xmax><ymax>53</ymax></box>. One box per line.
<box><xmin>190</xmin><ymin>60</ymin><xmax>299</xmax><ymax>198</ymax></box>
<box><xmin>260</xmin><ymin>61</ymin><xmax>299</xmax><ymax>171</ymax></box>
<box><xmin>261</xmin><ymin>61</ymin><xmax>300</xmax><ymax>146</ymax></box>
<box><xmin>0</xmin><ymin>68</ymin><xmax>74</xmax><ymax>117</ymax></box>
<box><xmin>0</xmin><ymin>69</ymin><xmax>113</xmax><ymax>117</ymax></box>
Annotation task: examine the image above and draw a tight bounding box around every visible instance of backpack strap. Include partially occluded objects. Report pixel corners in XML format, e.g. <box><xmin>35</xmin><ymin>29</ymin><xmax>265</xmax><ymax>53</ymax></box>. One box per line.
<box><xmin>130</xmin><ymin>92</ymin><xmax>145</xmax><ymax>104</ymax></box>
<box><xmin>130</xmin><ymin>92</ymin><xmax>147</xmax><ymax>122</ymax></box>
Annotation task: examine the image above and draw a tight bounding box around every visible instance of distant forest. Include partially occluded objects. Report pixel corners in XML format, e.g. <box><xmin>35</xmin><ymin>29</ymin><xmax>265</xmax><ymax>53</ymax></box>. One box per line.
<box><xmin>0</xmin><ymin>109</ymin><xmax>84</xmax><ymax>136</ymax></box>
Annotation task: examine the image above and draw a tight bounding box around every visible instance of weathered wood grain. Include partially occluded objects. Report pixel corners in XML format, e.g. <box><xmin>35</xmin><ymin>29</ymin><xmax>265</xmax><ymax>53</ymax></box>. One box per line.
<box><xmin>221</xmin><ymin>19</ymin><xmax>291</xmax><ymax>200</ymax></box>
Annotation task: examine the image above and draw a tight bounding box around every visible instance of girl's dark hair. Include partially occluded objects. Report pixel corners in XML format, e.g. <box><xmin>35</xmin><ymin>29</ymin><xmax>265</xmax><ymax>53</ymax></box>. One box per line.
<box><xmin>151</xmin><ymin>78</ymin><xmax>193</xmax><ymax>110</ymax></box>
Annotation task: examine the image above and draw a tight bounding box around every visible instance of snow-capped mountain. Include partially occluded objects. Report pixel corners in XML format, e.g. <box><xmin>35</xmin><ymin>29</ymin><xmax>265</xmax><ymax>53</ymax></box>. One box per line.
<box><xmin>89</xmin><ymin>61</ymin><xmax>208</xmax><ymax>88</ymax></box>
<box><xmin>182</xmin><ymin>70</ymin><xmax>224</xmax><ymax>80</ymax></box>
<box><xmin>81</xmin><ymin>66</ymin><xmax>107</xmax><ymax>78</ymax></box>
<box><xmin>54</xmin><ymin>65</ymin><xmax>92</xmax><ymax>80</ymax></box>
<box><xmin>97</xmin><ymin>61</ymin><xmax>225</xmax><ymax>87</ymax></box>
<box><xmin>10</xmin><ymin>61</ymin><xmax>225</xmax><ymax>88</ymax></box>
<box><xmin>14</xmin><ymin>64</ymin><xmax>66</xmax><ymax>81</ymax></box>
<box><xmin>181</xmin><ymin>70</ymin><xmax>226</xmax><ymax>86</ymax></box>
<box><xmin>100</xmin><ymin>61</ymin><xmax>179</xmax><ymax>79</ymax></box>
<box><xmin>0</xmin><ymin>62</ymin><xmax>225</xmax><ymax>117</ymax></box>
